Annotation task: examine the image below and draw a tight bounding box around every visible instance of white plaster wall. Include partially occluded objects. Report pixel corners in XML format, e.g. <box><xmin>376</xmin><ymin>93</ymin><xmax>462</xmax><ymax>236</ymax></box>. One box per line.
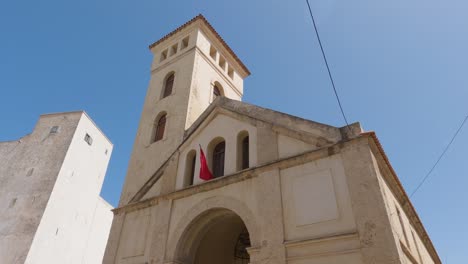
<box><xmin>25</xmin><ymin>113</ymin><xmax>113</xmax><ymax>264</ymax></box>
<box><xmin>376</xmin><ymin>168</ymin><xmax>435</xmax><ymax>264</ymax></box>
<box><xmin>0</xmin><ymin>113</ymin><xmax>81</xmax><ymax>264</ymax></box>
<box><xmin>175</xmin><ymin>113</ymin><xmax>257</xmax><ymax>190</ymax></box>
<box><xmin>83</xmin><ymin>197</ymin><xmax>114</xmax><ymax>264</ymax></box>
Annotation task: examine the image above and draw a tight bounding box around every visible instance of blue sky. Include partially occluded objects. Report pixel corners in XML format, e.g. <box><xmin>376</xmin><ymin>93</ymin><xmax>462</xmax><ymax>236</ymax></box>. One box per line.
<box><xmin>1</xmin><ymin>0</ymin><xmax>467</xmax><ymax>261</ymax></box>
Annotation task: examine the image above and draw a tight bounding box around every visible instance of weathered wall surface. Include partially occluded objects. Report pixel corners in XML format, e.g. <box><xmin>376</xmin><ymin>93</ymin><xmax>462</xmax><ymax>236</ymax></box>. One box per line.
<box><xmin>0</xmin><ymin>112</ymin><xmax>81</xmax><ymax>263</ymax></box>
<box><xmin>105</xmin><ymin>132</ymin><xmax>441</xmax><ymax>264</ymax></box>
<box><xmin>0</xmin><ymin>112</ymin><xmax>114</xmax><ymax>264</ymax></box>
<box><xmin>104</xmin><ymin>136</ymin><xmax>372</xmax><ymax>264</ymax></box>
<box><xmin>25</xmin><ymin>113</ymin><xmax>113</xmax><ymax>264</ymax></box>
<box><xmin>376</xmin><ymin>161</ymin><xmax>436</xmax><ymax>264</ymax></box>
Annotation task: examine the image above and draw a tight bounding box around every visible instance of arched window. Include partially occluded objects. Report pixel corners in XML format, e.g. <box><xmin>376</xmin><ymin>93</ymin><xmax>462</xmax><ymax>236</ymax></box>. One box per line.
<box><xmin>237</xmin><ymin>131</ymin><xmax>249</xmax><ymax>170</ymax></box>
<box><xmin>184</xmin><ymin>150</ymin><xmax>196</xmax><ymax>187</ymax></box>
<box><xmin>241</xmin><ymin>136</ymin><xmax>249</xmax><ymax>169</ymax></box>
<box><xmin>212</xmin><ymin>82</ymin><xmax>224</xmax><ymax>101</ymax></box>
<box><xmin>154</xmin><ymin>113</ymin><xmax>166</xmax><ymax>142</ymax></box>
<box><xmin>212</xmin><ymin>141</ymin><xmax>225</xmax><ymax>178</ymax></box>
<box><xmin>162</xmin><ymin>73</ymin><xmax>174</xmax><ymax>98</ymax></box>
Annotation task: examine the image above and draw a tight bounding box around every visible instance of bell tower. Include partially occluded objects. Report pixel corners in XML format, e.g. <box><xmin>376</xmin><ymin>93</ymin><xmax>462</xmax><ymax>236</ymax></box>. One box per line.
<box><xmin>119</xmin><ymin>15</ymin><xmax>250</xmax><ymax>205</ymax></box>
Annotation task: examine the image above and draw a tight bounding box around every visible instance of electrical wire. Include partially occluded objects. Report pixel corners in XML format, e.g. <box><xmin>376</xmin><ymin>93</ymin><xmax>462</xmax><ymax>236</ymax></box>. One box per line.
<box><xmin>410</xmin><ymin>115</ymin><xmax>468</xmax><ymax>197</ymax></box>
<box><xmin>305</xmin><ymin>0</ymin><xmax>467</xmax><ymax>197</ymax></box>
<box><xmin>305</xmin><ymin>0</ymin><xmax>350</xmax><ymax>129</ymax></box>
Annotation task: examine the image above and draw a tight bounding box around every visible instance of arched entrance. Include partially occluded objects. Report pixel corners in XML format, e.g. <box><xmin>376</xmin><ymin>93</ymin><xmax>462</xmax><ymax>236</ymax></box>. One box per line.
<box><xmin>174</xmin><ymin>208</ymin><xmax>252</xmax><ymax>264</ymax></box>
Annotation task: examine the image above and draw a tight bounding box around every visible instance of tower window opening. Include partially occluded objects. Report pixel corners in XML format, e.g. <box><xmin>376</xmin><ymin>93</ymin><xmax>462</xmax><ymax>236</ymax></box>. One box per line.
<box><xmin>212</xmin><ymin>82</ymin><xmax>223</xmax><ymax>102</ymax></box>
<box><xmin>181</xmin><ymin>36</ymin><xmax>189</xmax><ymax>49</ymax></box>
<box><xmin>154</xmin><ymin>114</ymin><xmax>167</xmax><ymax>142</ymax></box>
<box><xmin>209</xmin><ymin>45</ymin><xmax>217</xmax><ymax>60</ymax></box>
<box><xmin>162</xmin><ymin>73</ymin><xmax>175</xmax><ymax>98</ymax></box>
<box><xmin>228</xmin><ymin>66</ymin><xmax>234</xmax><ymax>79</ymax></box>
<box><xmin>218</xmin><ymin>56</ymin><xmax>226</xmax><ymax>70</ymax></box>
<box><xmin>160</xmin><ymin>49</ymin><xmax>168</xmax><ymax>62</ymax></box>
<box><xmin>237</xmin><ymin>131</ymin><xmax>249</xmax><ymax>170</ymax></box>
<box><xmin>84</xmin><ymin>133</ymin><xmax>93</xmax><ymax>146</ymax></box>
<box><xmin>213</xmin><ymin>86</ymin><xmax>221</xmax><ymax>98</ymax></box>
<box><xmin>212</xmin><ymin>141</ymin><xmax>225</xmax><ymax>178</ymax></box>
<box><xmin>170</xmin><ymin>44</ymin><xmax>178</xmax><ymax>56</ymax></box>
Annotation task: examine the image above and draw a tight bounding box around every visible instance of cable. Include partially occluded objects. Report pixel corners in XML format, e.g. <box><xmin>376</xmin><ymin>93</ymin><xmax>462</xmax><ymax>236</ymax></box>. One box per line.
<box><xmin>305</xmin><ymin>0</ymin><xmax>350</xmax><ymax>129</ymax></box>
<box><xmin>387</xmin><ymin>115</ymin><xmax>468</xmax><ymax>217</ymax></box>
<box><xmin>409</xmin><ymin>115</ymin><xmax>468</xmax><ymax>197</ymax></box>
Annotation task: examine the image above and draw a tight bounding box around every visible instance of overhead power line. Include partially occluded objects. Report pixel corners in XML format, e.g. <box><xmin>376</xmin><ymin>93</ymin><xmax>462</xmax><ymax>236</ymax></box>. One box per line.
<box><xmin>410</xmin><ymin>115</ymin><xmax>468</xmax><ymax>197</ymax></box>
<box><xmin>305</xmin><ymin>0</ymin><xmax>350</xmax><ymax>128</ymax></box>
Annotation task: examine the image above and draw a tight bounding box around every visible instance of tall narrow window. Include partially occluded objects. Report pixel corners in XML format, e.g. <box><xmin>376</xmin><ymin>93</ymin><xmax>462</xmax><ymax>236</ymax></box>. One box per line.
<box><xmin>212</xmin><ymin>141</ymin><xmax>225</xmax><ymax>178</ymax></box>
<box><xmin>184</xmin><ymin>150</ymin><xmax>196</xmax><ymax>187</ymax></box>
<box><xmin>241</xmin><ymin>136</ymin><xmax>249</xmax><ymax>169</ymax></box>
<box><xmin>237</xmin><ymin>131</ymin><xmax>249</xmax><ymax>171</ymax></box>
<box><xmin>189</xmin><ymin>155</ymin><xmax>196</xmax><ymax>185</ymax></box>
<box><xmin>154</xmin><ymin>114</ymin><xmax>166</xmax><ymax>142</ymax></box>
<box><xmin>162</xmin><ymin>73</ymin><xmax>174</xmax><ymax>98</ymax></box>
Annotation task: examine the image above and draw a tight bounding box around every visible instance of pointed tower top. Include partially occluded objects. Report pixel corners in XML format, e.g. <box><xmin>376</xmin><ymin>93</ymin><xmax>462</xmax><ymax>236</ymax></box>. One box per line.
<box><xmin>148</xmin><ymin>14</ymin><xmax>250</xmax><ymax>77</ymax></box>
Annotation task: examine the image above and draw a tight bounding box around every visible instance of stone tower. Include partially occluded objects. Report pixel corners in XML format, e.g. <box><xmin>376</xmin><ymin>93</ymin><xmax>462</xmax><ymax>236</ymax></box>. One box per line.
<box><xmin>119</xmin><ymin>15</ymin><xmax>250</xmax><ymax>205</ymax></box>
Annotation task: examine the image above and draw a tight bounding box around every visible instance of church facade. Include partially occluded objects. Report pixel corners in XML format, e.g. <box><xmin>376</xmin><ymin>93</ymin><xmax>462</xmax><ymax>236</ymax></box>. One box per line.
<box><xmin>103</xmin><ymin>15</ymin><xmax>441</xmax><ymax>264</ymax></box>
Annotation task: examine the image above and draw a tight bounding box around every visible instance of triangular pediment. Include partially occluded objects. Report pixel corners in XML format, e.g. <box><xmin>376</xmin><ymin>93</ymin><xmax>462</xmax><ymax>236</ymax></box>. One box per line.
<box><xmin>131</xmin><ymin>97</ymin><xmax>361</xmax><ymax>203</ymax></box>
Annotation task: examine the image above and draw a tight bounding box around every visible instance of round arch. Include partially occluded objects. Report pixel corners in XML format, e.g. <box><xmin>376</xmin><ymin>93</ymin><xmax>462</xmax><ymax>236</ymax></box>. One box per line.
<box><xmin>152</xmin><ymin>111</ymin><xmax>167</xmax><ymax>143</ymax></box>
<box><xmin>207</xmin><ymin>136</ymin><xmax>226</xmax><ymax>171</ymax></box>
<box><xmin>161</xmin><ymin>71</ymin><xmax>176</xmax><ymax>99</ymax></box>
<box><xmin>212</xmin><ymin>81</ymin><xmax>224</xmax><ymax>101</ymax></box>
<box><xmin>166</xmin><ymin>196</ymin><xmax>261</xmax><ymax>264</ymax></box>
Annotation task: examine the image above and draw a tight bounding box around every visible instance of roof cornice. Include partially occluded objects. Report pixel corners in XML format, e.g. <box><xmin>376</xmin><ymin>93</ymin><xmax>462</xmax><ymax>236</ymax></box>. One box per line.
<box><xmin>148</xmin><ymin>14</ymin><xmax>250</xmax><ymax>76</ymax></box>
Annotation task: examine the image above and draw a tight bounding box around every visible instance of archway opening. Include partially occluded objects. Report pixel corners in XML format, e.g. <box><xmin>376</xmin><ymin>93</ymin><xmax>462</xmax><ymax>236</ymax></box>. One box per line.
<box><xmin>175</xmin><ymin>209</ymin><xmax>251</xmax><ymax>264</ymax></box>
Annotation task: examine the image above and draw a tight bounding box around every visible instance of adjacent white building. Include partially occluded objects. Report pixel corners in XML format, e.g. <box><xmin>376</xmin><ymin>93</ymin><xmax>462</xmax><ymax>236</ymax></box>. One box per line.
<box><xmin>0</xmin><ymin>111</ymin><xmax>114</xmax><ymax>264</ymax></box>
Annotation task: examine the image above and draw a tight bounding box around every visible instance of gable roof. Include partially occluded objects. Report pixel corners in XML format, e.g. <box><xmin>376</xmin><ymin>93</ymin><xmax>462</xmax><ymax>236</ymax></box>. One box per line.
<box><xmin>129</xmin><ymin>97</ymin><xmax>361</xmax><ymax>203</ymax></box>
<box><xmin>184</xmin><ymin>97</ymin><xmax>360</xmax><ymax>142</ymax></box>
<box><xmin>148</xmin><ymin>14</ymin><xmax>251</xmax><ymax>76</ymax></box>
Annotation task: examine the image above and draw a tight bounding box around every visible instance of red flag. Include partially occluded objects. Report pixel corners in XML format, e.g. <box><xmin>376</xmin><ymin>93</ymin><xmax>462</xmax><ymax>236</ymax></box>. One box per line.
<box><xmin>199</xmin><ymin>146</ymin><xmax>213</xmax><ymax>181</ymax></box>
